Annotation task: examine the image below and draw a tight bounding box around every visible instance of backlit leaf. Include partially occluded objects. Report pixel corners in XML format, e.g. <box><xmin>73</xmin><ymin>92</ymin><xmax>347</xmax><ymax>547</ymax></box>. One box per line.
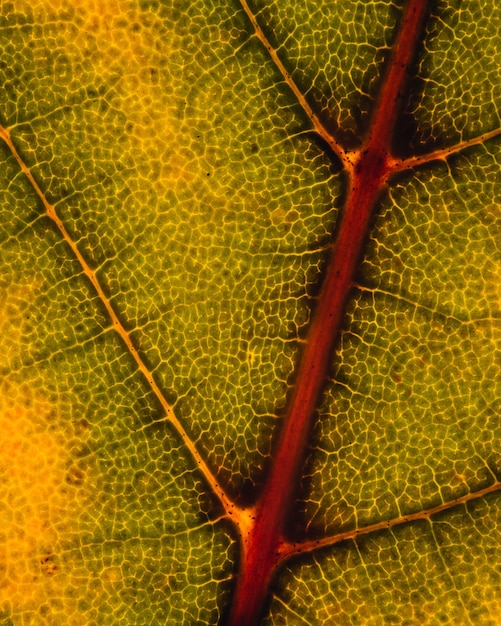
<box><xmin>0</xmin><ymin>0</ymin><xmax>499</xmax><ymax>624</ymax></box>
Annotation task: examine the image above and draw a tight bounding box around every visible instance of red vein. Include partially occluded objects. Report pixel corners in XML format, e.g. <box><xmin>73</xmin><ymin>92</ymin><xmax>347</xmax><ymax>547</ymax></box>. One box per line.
<box><xmin>282</xmin><ymin>481</ymin><xmax>501</xmax><ymax>557</ymax></box>
<box><xmin>0</xmin><ymin>123</ymin><xmax>235</xmax><ymax>520</ymax></box>
<box><xmin>227</xmin><ymin>2</ymin><xmax>430</xmax><ymax>625</ymax></box>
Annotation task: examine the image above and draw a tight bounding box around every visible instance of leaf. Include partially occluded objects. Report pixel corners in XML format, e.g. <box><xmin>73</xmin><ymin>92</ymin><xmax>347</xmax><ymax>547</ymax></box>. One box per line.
<box><xmin>0</xmin><ymin>0</ymin><xmax>499</xmax><ymax>625</ymax></box>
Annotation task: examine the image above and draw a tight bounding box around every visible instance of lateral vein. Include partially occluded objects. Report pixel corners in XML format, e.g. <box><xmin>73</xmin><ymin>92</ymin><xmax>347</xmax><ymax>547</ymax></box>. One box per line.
<box><xmin>0</xmin><ymin>124</ymin><xmax>235</xmax><ymax>519</ymax></box>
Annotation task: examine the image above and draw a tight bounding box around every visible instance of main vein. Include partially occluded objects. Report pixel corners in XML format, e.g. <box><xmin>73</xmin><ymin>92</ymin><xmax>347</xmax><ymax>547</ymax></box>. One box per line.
<box><xmin>227</xmin><ymin>1</ymin><xmax>430</xmax><ymax>624</ymax></box>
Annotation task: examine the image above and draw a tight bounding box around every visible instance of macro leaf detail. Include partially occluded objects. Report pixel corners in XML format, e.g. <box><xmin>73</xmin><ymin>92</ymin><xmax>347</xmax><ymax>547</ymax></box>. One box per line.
<box><xmin>0</xmin><ymin>1</ymin><xmax>500</xmax><ymax>625</ymax></box>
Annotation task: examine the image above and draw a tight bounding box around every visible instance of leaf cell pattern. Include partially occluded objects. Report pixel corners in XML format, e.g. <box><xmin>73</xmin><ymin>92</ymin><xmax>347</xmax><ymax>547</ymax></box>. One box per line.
<box><xmin>0</xmin><ymin>0</ymin><xmax>499</xmax><ymax>625</ymax></box>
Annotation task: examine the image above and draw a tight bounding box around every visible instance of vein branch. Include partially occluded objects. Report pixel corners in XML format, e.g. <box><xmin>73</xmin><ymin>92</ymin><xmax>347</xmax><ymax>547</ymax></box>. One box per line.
<box><xmin>0</xmin><ymin>124</ymin><xmax>235</xmax><ymax>519</ymax></box>
<box><xmin>237</xmin><ymin>0</ymin><xmax>348</xmax><ymax>168</ymax></box>
<box><xmin>389</xmin><ymin>127</ymin><xmax>501</xmax><ymax>172</ymax></box>
<box><xmin>282</xmin><ymin>480</ymin><xmax>501</xmax><ymax>558</ymax></box>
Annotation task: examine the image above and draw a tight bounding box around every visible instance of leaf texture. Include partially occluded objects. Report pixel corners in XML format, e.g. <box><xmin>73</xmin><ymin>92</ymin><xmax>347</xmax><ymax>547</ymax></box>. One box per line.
<box><xmin>0</xmin><ymin>0</ymin><xmax>500</xmax><ymax>624</ymax></box>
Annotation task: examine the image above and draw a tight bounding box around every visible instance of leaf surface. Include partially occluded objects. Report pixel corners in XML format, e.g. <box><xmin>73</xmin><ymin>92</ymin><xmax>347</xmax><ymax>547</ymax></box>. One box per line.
<box><xmin>0</xmin><ymin>0</ymin><xmax>500</xmax><ymax>625</ymax></box>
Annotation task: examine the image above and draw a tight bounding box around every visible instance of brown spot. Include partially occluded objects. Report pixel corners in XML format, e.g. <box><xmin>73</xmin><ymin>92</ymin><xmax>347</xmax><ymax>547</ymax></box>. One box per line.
<box><xmin>40</xmin><ymin>554</ymin><xmax>58</xmax><ymax>577</ymax></box>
